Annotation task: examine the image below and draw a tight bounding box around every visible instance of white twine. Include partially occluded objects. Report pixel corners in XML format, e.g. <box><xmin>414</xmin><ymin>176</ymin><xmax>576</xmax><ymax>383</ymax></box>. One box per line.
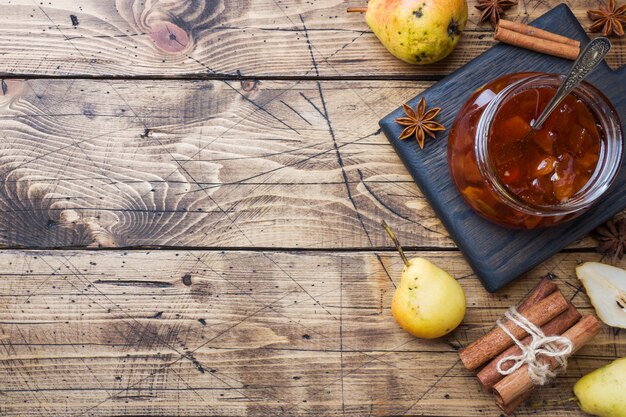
<box><xmin>495</xmin><ymin>307</ymin><xmax>573</xmax><ymax>385</ymax></box>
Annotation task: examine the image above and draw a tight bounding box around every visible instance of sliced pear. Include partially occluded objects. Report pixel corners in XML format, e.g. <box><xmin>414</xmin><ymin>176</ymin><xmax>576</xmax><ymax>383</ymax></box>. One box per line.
<box><xmin>576</xmin><ymin>262</ymin><xmax>626</xmax><ymax>329</ymax></box>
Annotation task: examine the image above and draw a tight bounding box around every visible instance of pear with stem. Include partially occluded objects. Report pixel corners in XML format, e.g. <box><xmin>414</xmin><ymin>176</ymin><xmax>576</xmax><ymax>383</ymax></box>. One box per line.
<box><xmin>382</xmin><ymin>221</ymin><xmax>466</xmax><ymax>339</ymax></box>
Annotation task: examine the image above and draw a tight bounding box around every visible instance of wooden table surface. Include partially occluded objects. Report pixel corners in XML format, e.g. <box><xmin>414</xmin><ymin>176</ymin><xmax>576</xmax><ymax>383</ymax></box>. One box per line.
<box><xmin>0</xmin><ymin>1</ymin><xmax>624</xmax><ymax>416</ymax></box>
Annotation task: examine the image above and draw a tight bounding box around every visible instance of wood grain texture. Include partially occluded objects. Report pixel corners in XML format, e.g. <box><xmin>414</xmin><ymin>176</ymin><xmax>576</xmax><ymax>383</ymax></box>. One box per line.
<box><xmin>0</xmin><ymin>249</ymin><xmax>624</xmax><ymax>416</ymax></box>
<box><xmin>0</xmin><ymin>77</ymin><xmax>457</xmax><ymax>249</ymax></box>
<box><xmin>0</xmin><ymin>2</ymin><xmax>623</xmax><ymax>417</ymax></box>
<box><xmin>0</xmin><ymin>0</ymin><xmax>623</xmax><ymax>78</ymax></box>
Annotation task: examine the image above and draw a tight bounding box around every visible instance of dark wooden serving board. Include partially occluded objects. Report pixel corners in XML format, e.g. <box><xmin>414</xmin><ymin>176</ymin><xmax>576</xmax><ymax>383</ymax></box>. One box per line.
<box><xmin>379</xmin><ymin>4</ymin><xmax>626</xmax><ymax>292</ymax></box>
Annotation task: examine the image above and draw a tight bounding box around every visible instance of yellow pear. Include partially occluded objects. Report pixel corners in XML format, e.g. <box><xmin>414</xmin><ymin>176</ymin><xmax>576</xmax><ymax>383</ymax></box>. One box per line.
<box><xmin>383</xmin><ymin>221</ymin><xmax>466</xmax><ymax>339</ymax></box>
<box><xmin>574</xmin><ymin>356</ymin><xmax>626</xmax><ymax>417</ymax></box>
<box><xmin>351</xmin><ymin>0</ymin><xmax>468</xmax><ymax>65</ymax></box>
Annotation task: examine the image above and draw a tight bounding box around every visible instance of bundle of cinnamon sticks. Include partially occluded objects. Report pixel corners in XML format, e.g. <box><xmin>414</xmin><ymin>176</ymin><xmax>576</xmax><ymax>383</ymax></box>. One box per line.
<box><xmin>459</xmin><ymin>277</ymin><xmax>601</xmax><ymax>414</ymax></box>
<box><xmin>495</xmin><ymin>19</ymin><xmax>581</xmax><ymax>60</ymax></box>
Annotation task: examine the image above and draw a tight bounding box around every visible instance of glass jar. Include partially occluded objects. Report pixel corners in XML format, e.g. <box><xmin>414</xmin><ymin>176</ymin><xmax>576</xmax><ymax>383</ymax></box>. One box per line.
<box><xmin>448</xmin><ymin>73</ymin><xmax>623</xmax><ymax>229</ymax></box>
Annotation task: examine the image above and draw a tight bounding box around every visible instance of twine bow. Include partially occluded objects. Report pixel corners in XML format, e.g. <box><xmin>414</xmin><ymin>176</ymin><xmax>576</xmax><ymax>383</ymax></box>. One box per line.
<box><xmin>496</xmin><ymin>307</ymin><xmax>573</xmax><ymax>385</ymax></box>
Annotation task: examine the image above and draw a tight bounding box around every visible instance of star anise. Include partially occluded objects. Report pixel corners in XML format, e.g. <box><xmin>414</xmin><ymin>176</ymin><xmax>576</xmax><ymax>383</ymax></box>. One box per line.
<box><xmin>593</xmin><ymin>217</ymin><xmax>626</xmax><ymax>261</ymax></box>
<box><xmin>395</xmin><ymin>97</ymin><xmax>445</xmax><ymax>149</ymax></box>
<box><xmin>588</xmin><ymin>0</ymin><xmax>626</xmax><ymax>37</ymax></box>
<box><xmin>475</xmin><ymin>0</ymin><xmax>518</xmax><ymax>28</ymax></box>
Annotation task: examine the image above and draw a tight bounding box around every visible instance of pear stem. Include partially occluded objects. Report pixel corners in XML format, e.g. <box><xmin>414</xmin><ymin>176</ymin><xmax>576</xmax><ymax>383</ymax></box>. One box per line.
<box><xmin>529</xmin><ymin>397</ymin><xmax>577</xmax><ymax>408</ymax></box>
<box><xmin>347</xmin><ymin>7</ymin><xmax>368</xmax><ymax>12</ymax></box>
<box><xmin>381</xmin><ymin>220</ymin><xmax>410</xmax><ymax>267</ymax></box>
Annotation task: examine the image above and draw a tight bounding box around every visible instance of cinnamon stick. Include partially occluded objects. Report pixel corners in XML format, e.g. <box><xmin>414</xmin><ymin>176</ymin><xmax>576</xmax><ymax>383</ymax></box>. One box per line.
<box><xmin>476</xmin><ymin>302</ymin><xmax>581</xmax><ymax>391</ymax></box>
<box><xmin>459</xmin><ymin>290</ymin><xmax>569</xmax><ymax>370</ymax></box>
<box><xmin>516</xmin><ymin>277</ymin><xmax>557</xmax><ymax>312</ymax></box>
<box><xmin>500</xmin><ymin>391</ymin><xmax>531</xmax><ymax>415</ymax></box>
<box><xmin>492</xmin><ymin>315</ymin><xmax>601</xmax><ymax>412</ymax></box>
<box><xmin>498</xmin><ymin>20</ymin><xmax>581</xmax><ymax>47</ymax></box>
<box><xmin>458</xmin><ymin>279</ymin><xmax>556</xmax><ymax>372</ymax></box>
<box><xmin>494</xmin><ymin>26</ymin><xmax>580</xmax><ymax>60</ymax></box>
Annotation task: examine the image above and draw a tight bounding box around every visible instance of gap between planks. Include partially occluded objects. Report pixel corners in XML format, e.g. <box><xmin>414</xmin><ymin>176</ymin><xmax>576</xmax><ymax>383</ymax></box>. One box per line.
<box><xmin>0</xmin><ymin>246</ymin><xmax>600</xmax><ymax>252</ymax></box>
<box><xmin>0</xmin><ymin>73</ymin><xmax>448</xmax><ymax>82</ymax></box>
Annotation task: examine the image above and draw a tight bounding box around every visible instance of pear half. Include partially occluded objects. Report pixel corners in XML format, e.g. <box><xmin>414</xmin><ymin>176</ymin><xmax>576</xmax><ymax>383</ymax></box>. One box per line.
<box><xmin>576</xmin><ymin>262</ymin><xmax>626</xmax><ymax>329</ymax></box>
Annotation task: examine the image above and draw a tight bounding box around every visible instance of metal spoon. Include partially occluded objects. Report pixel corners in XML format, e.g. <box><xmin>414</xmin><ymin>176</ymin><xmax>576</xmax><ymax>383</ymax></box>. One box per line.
<box><xmin>530</xmin><ymin>37</ymin><xmax>611</xmax><ymax>131</ymax></box>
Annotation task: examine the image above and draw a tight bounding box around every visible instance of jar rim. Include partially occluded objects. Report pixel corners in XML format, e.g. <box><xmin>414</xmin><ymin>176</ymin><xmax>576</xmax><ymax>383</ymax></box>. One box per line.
<box><xmin>474</xmin><ymin>73</ymin><xmax>623</xmax><ymax>216</ymax></box>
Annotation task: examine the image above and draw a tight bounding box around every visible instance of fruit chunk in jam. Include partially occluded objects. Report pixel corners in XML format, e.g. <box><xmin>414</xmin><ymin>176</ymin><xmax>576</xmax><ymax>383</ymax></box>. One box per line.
<box><xmin>447</xmin><ymin>73</ymin><xmax>605</xmax><ymax>229</ymax></box>
<box><xmin>489</xmin><ymin>86</ymin><xmax>602</xmax><ymax>206</ymax></box>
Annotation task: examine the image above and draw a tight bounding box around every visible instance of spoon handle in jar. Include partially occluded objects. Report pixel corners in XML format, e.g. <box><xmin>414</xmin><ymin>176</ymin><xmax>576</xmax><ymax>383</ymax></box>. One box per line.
<box><xmin>532</xmin><ymin>37</ymin><xmax>611</xmax><ymax>130</ymax></box>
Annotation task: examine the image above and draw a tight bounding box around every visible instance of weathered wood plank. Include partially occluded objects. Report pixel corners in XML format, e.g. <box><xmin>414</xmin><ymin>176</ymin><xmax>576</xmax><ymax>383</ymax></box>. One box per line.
<box><xmin>0</xmin><ymin>78</ymin><xmax>606</xmax><ymax>249</ymax></box>
<box><xmin>0</xmin><ymin>250</ymin><xmax>624</xmax><ymax>416</ymax></box>
<box><xmin>0</xmin><ymin>0</ymin><xmax>623</xmax><ymax>78</ymax></box>
<box><xmin>0</xmin><ymin>80</ymin><xmax>442</xmax><ymax>248</ymax></box>
<box><xmin>0</xmin><ymin>78</ymin><xmax>448</xmax><ymax>249</ymax></box>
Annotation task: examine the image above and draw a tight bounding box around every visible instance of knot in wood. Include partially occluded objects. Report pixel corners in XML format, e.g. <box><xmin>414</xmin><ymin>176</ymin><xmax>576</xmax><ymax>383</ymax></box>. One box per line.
<box><xmin>241</xmin><ymin>79</ymin><xmax>260</xmax><ymax>92</ymax></box>
<box><xmin>0</xmin><ymin>79</ymin><xmax>27</xmax><ymax>105</ymax></box>
<box><xmin>149</xmin><ymin>21</ymin><xmax>191</xmax><ymax>54</ymax></box>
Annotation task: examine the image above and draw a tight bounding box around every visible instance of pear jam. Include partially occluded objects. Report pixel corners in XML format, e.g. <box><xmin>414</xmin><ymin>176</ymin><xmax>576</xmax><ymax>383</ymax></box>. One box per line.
<box><xmin>448</xmin><ymin>73</ymin><xmax>622</xmax><ymax>229</ymax></box>
<box><xmin>490</xmin><ymin>81</ymin><xmax>601</xmax><ymax>206</ymax></box>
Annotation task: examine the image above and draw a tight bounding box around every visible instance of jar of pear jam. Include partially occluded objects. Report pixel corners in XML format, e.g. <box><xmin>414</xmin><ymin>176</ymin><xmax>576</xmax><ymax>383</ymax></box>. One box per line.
<box><xmin>448</xmin><ymin>73</ymin><xmax>623</xmax><ymax>229</ymax></box>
